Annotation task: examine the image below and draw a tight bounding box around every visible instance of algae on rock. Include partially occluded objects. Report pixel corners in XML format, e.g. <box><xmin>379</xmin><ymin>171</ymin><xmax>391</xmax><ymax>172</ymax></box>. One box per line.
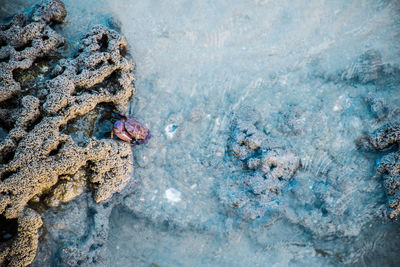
<box><xmin>0</xmin><ymin>0</ymin><xmax>137</xmax><ymax>265</ymax></box>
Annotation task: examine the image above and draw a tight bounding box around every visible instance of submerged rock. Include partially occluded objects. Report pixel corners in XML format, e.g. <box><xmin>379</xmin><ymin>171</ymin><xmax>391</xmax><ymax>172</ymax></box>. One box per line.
<box><xmin>340</xmin><ymin>50</ymin><xmax>400</xmax><ymax>87</ymax></box>
<box><xmin>360</xmin><ymin>123</ymin><xmax>400</xmax><ymax>219</ymax></box>
<box><xmin>365</xmin><ymin>96</ymin><xmax>388</xmax><ymax>121</ymax></box>
<box><xmin>362</xmin><ymin>124</ymin><xmax>400</xmax><ymax>151</ymax></box>
<box><xmin>31</xmin><ymin>183</ymin><xmax>134</xmax><ymax>267</ymax></box>
<box><xmin>274</xmin><ymin>104</ymin><xmax>308</xmax><ymax>136</ymax></box>
<box><xmin>377</xmin><ymin>152</ymin><xmax>400</xmax><ymax>219</ymax></box>
<box><xmin>222</xmin><ymin>104</ymin><xmax>381</xmax><ymax>242</ymax></box>
<box><xmin>0</xmin><ymin>0</ymin><xmax>137</xmax><ymax>265</ymax></box>
<box><xmin>222</xmin><ymin>106</ymin><xmax>300</xmax><ymax>220</ymax></box>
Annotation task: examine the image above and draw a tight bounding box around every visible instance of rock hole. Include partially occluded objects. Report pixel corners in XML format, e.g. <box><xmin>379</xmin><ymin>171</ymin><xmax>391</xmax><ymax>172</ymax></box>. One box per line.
<box><xmin>0</xmin><ymin>191</ymin><xmax>9</xmax><ymax>196</ymax></box>
<box><xmin>12</xmin><ymin>56</ymin><xmax>59</xmax><ymax>93</ymax></box>
<box><xmin>42</xmin><ymin>35</ymin><xmax>49</xmax><ymax>41</ymax></box>
<box><xmin>0</xmin><ymin>215</ymin><xmax>18</xmax><ymax>242</ymax></box>
<box><xmin>0</xmin><ymin>54</ymin><xmax>10</xmax><ymax>63</ymax></box>
<box><xmin>49</xmin><ymin>142</ymin><xmax>64</xmax><ymax>156</ymax></box>
<box><xmin>0</xmin><ymin>170</ymin><xmax>16</xmax><ymax>181</ymax></box>
<box><xmin>85</xmin><ymin>160</ymin><xmax>95</xmax><ymax>180</ymax></box>
<box><xmin>15</xmin><ymin>39</ymin><xmax>32</xmax><ymax>52</ymax></box>
<box><xmin>92</xmin><ymin>103</ymin><xmax>114</xmax><ymax>139</ymax></box>
<box><xmin>0</xmin><ymin>126</ymin><xmax>8</xmax><ymax>141</ymax></box>
<box><xmin>0</xmin><ymin>150</ymin><xmax>16</xmax><ymax>165</ymax></box>
<box><xmin>107</xmin><ymin>58</ymin><xmax>113</xmax><ymax>65</ymax></box>
<box><xmin>12</xmin><ymin>68</ymin><xmax>26</xmax><ymax>84</ymax></box>
<box><xmin>102</xmin><ymin>70</ymin><xmax>121</xmax><ymax>95</ymax></box>
<box><xmin>119</xmin><ymin>44</ymin><xmax>127</xmax><ymax>57</ymax></box>
<box><xmin>94</xmin><ymin>60</ymin><xmax>104</xmax><ymax>69</ymax></box>
<box><xmin>73</xmin><ymin>86</ymin><xmax>86</xmax><ymax>95</ymax></box>
<box><xmin>0</xmin><ymin>97</ymin><xmax>19</xmax><ymax>113</ymax></box>
<box><xmin>0</xmin><ymin>116</ymin><xmax>14</xmax><ymax>133</ymax></box>
<box><xmin>73</xmin><ymin>48</ymin><xmax>84</xmax><ymax>59</ymax></box>
<box><xmin>89</xmin><ymin>244</ymin><xmax>102</xmax><ymax>252</ymax></box>
<box><xmin>0</xmin><ymin>38</ymin><xmax>7</xmax><ymax>49</ymax></box>
<box><xmin>99</xmin><ymin>34</ymin><xmax>108</xmax><ymax>52</ymax></box>
<box><xmin>26</xmin><ymin>114</ymin><xmax>43</xmax><ymax>132</ymax></box>
<box><xmin>61</xmin><ymin>107</ymin><xmax>108</xmax><ymax>146</ymax></box>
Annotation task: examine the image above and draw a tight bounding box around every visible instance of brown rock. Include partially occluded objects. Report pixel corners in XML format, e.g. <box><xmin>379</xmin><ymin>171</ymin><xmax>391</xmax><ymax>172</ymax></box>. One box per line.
<box><xmin>0</xmin><ymin>0</ymin><xmax>138</xmax><ymax>265</ymax></box>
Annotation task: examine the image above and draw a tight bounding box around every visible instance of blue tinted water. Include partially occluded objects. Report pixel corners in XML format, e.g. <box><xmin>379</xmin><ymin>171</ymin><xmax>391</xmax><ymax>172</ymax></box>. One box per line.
<box><xmin>14</xmin><ymin>0</ymin><xmax>400</xmax><ymax>265</ymax></box>
<box><xmin>101</xmin><ymin>1</ymin><xmax>400</xmax><ymax>265</ymax></box>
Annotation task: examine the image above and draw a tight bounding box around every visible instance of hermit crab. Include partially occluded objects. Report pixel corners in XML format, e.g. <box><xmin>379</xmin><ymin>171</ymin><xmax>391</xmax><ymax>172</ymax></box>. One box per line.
<box><xmin>111</xmin><ymin>113</ymin><xmax>151</xmax><ymax>145</ymax></box>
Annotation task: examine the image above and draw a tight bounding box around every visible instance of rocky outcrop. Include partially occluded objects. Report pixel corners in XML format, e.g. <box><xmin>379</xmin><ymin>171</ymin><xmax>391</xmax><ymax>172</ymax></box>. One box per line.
<box><xmin>0</xmin><ymin>0</ymin><xmax>136</xmax><ymax>265</ymax></box>
<box><xmin>0</xmin><ymin>0</ymin><xmax>66</xmax><ymax>103</ymax></box>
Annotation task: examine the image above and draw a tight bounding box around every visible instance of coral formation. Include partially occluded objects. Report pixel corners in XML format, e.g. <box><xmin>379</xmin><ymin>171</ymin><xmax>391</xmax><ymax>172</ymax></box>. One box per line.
<box><xmin>0</xmin><ymin>0</ymin><xmax>136</xmax><ymax>265</ymax></box>
<box><xmin>222</xmin><ymin>106</ymin><xmax>301</xmax><ymax>219</ymax></box>
<box><xmin>339</xmin><ymin>50</ymin><xmax>400</xmax><ymax>87</ymax></box>
<box><xmin>360</xmin><ymin>124</ymin><xmax>400</xmax><ymax>219</ymax></box>
<box><xmin>222</xmin><ymin>105</ymin><xmax>378</xmax><ymax>240</ymax></box>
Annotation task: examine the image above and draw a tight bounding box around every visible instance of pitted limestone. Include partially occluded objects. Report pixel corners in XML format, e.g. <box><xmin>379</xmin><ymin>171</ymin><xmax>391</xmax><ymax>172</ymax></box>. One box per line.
<box><xmin>0</xmin><ymin>0</ymin><xmax>137</xmax><ymax>265</ymax></box>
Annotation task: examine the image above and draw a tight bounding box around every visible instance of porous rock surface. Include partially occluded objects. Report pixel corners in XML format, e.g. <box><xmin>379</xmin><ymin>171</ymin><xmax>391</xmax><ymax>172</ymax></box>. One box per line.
<box><xmin>360</xmin><ymin>124</ymin><xmax>400</xmax><ymax>219</ymax></box>
<box><xmin>0</xmin><ymin>0</ymin><xmax>135</xmax><ymax>265</ymax></box>
<box><xmin>222</xmin><ymin>106</ymin><xmax>301</xmax><ymax>220</ymax></box>
<box><xmin>31</xmin><ymin>182</ymin><xmax>135</xmax><ymax>267</ymax></box>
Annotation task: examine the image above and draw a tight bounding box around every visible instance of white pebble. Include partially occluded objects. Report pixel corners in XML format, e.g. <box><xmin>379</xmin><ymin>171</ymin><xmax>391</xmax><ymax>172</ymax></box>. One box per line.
<box><xmin>165</xmin><ymin>188</ymin><xmax>181</xmax><ymax>203</ymax></box>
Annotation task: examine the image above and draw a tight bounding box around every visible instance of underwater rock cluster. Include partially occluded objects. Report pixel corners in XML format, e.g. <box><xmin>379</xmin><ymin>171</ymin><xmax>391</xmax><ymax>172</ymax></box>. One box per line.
<box><xmin>339</xmin><ymin>49</ymin><xmax>400</xmax><ymax>88</ymax></box>
<box><xmin>223</xmin><ymin>103</ymin><xmax>381</xmax><ymax>242</ymax></box>
<box><xmin>361</xmin><ymin>124</ymin><xmax>400</xmax><ymax>219</ymax></box>
<box><xmin>0</xmin><ymin>0</ymin><xmax>135</xmax><ymax>265</ymax></box>
<box><xmin>223</xmin><ymin>106</ymin><xmax>301</xmax><ymax>220</ymax></box>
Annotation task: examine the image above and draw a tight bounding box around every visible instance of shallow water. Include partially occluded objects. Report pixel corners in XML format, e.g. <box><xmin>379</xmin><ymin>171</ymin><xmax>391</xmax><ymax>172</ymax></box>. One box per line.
<box><xmin>6</xmin><ymin>0</ymin><xmax>400</xmax><ymax>266</ymax></box>
<box><xmin>105</xmin><ymin>1</ymin><xmax>400</xmax><ymax>265</ymax></box>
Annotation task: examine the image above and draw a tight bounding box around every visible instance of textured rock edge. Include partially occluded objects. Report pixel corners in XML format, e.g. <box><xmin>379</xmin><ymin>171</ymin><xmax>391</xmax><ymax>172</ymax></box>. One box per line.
<box><xmin>0</xmin><ymin>0</ymin><xmax>137</xmax><ymax>265</ymax></box>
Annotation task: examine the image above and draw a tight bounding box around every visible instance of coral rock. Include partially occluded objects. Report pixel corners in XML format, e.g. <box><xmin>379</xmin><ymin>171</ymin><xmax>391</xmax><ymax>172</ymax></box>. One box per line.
<box><xmin>0</xmin><ymin>0</ymin><xmax>137</xmax><ymax>265</ymax></box>
<box><xmin>361</xmin><ymin>123</ymin><xmax>400</xmax><ymax>219</ymax></box>
<box><xmin>222</xmin><ymin>106</ymin><xmax>300</xmax><ymax>220</ymax></box>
